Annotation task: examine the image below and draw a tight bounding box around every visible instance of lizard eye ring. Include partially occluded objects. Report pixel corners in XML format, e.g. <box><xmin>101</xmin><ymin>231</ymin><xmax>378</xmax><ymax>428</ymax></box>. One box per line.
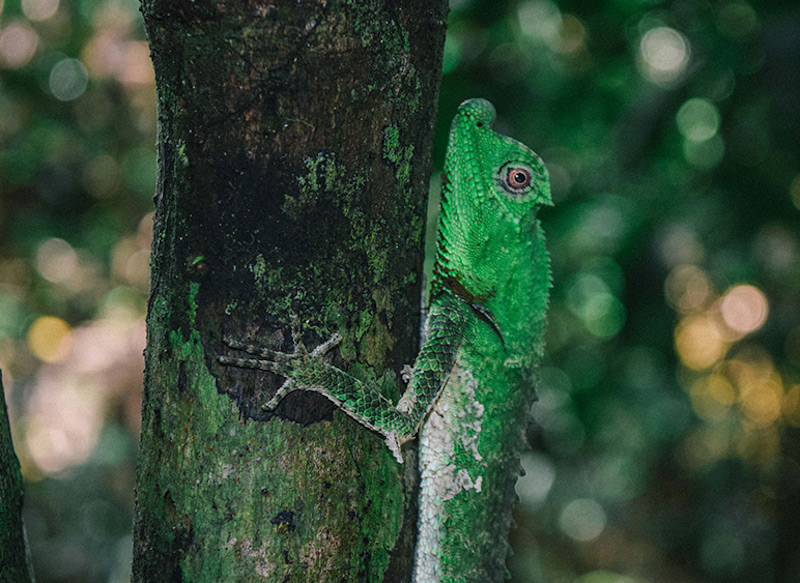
<box><xmin>498</xmin><ymin>163</ymin><xmax>533</xmax><ymax>196</ymax></box>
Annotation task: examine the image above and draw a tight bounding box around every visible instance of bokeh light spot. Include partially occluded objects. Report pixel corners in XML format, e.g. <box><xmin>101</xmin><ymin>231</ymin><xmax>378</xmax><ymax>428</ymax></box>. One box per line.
<box><xmin>25</xmin><ymin>420</ymin><xmax>71</xmax><ymax>475</ymax></box>
<box><xmin>690</xmin><ymin>374</ymin><xmax>735</xmax><ymax>421</ymax></box>
<box><xmin>24</xmin><ymin>377</ymin><xmax>105</xmax><ymax>475</ymax></box>
<box><xmin>720</xmin><ymin>284</ymin><xmax>768</xmax><ymax>337</ymax></box>
<box><xmin>112</xmin><ymin>237</ymin><xmax>150</xmax><ymax>289</ymax></box>
<box><xmin>677</xmin><ymin>98</ymin><xmax>724</xmax><ymax>168</ymax></box>
<box><xmin>677</xmin><ymin>98</ymin><xmax>721</xmax><ymax>142</ymax></box>
<box><xmin>567</xmin><ymin>273</ymin><xmax>626</xmax><ymax>339</ymax></box>
<box><xmin>84</xmin><ymin>33</ymin><xmax>155</xmax><ymax>86</ymax></box>
<box><xmin>674</xmin><ymin>315</ymin><xmax>728</xmax><ymax>371</ymax></box>
<box><xmin>585</xmin><ymin>294</ymin><xmax>625</xmax><ymax>339</ymax></box>
<box><xmin>559</xmin><ymin>498</ymin><xmax>607</xmax><ymax>542</ymax></box>
<box><xmin>117</xmin><ymin>41</ymin><xmax>154</xmax><ymax>85</ymax></box>
<box><xmin>707</xmin><ymin>373</ymin><xmax>736</xmax><ymax>406</ymax></box>
<box><xmin>83</xmin><ymin>154</ymin><xmax>121</xmax><ymax>198</ymax></box>
<box><xmin>49</xmin><ymin>58</ymin><xmax>89</xmax><ymax>101</ymax></box>
<box><xmin>558</xmin><ymin>15</ymin><xmax>587</xmax><ymax>55</ymax></box>
<box><xmin>0</xmin><ymin>21</ymin><xmax>39</xmax><ymax>68</ymax></box>
<box><xmin>659</xmin><ymin>224</ymin><xmax>704</xmax><ymax>267</ymax></box>
<box><xmin>36</xmin><ymin>238</ymin><xmax>78</xmax><ymax>283</ymax></box>
<box><xmin>681</xmin><ymin>426</ymin><xmax>730</xmax><ymax>468</ymax></box>
<box><xmin>516</xmin><ymin>453</ymin><xmax>556</xmax><ymax>510</ymax></box>
<box><xmin>22</xmin><ymin>0</ymin><xmax>60</xmax><ymax>21</ymax></box>
<box><xmin>716</xmin><ymin>1</ymin><xmax>758</xmax><ymax>38</ymax></box>
<box><xmin>754</xmin><ymin>225</ymin><xmax>797</xmax><ymax>276</ymax></box>
<box><xmin>638</xmin><ymin>26</ymin><xmax>690</xmax><ymax>85</ymax></box>
<box><xmin>27</xmin><ymin>316</ymin><xmax>72</xmax><ymax>363</ymax></box>
<box><xmin>683</xmin><ymin>134</ymin><xmax>725</xmax><ymax>169</ymax></box>
<box><xmin>518</xmin><ymin>0</ymin><xmax>562</xmax><ymax>51</ymax></box>
<box><xmin>723</xmin><ymin>355</ymin><xmax>783</xmax><ymax>430</ymax></box>
<box><xmin>739</xmin><ymin>376</ymin><xmax>782</xmax><ymax>427</ymax></box>
<box><xmin>441</xmin><ymin>31</ymin><xmax>462</xmax><ymax>74</ymax></box>
<box><xmin>665</xmin><ymin>264</ymin><xmax>714</xmax><ymax>313</ymax></box>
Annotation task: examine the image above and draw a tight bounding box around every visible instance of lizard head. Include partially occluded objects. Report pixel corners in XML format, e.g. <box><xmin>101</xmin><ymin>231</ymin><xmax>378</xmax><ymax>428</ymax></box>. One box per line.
<box><xmin>432</xmin><ymin>98</ymin><xmax>552</xmax><ymax>304</ymax></box>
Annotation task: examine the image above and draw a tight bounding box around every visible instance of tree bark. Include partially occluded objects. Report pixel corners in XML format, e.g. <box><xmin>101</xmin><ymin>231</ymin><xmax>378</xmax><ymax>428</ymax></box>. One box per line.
<box><xmin>132</xmin><ymin>1</ymin><xmax>447</xmax><ymax>581</ymax></box>
<box><xmin>0</xmin><ymin>372</ymin><xmax>35</xmax><ymax>583</ymax></box>
<box><xmin>777</xmin><ymin>426</ymin><xmax>800</xmax><ymax>582</ymax></box>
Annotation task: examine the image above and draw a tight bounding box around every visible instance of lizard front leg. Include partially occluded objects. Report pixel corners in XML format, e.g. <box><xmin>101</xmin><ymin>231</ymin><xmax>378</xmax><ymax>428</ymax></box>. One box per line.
<box><xmin>218</xmin><ymin>291</ymin><xmax>473</xmax><ymax>463</ymax></box>
<box><xmin>219</xmin><ymin>332</ymin><xmax>415</xmax><ymax>462</ymax></box>
<box><xmin>219</xmin><ymin>332</ymin><xmax>343</xmax><ymax>410</ymax></box>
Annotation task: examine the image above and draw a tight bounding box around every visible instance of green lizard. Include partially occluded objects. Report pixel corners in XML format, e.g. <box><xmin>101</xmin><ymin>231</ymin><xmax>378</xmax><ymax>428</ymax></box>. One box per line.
<box><xmin>219</xmin><ymin>98</ymin><xmax>552</xmax><ymax>582</ymax></box>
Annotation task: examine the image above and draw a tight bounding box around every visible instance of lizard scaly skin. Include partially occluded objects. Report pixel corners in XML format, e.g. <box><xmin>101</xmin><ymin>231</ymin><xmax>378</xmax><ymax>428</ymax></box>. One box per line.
<box><xmin>219</xmin><ymin>98</ymin><xmax>552</xmax><ymax>582</ymax></box>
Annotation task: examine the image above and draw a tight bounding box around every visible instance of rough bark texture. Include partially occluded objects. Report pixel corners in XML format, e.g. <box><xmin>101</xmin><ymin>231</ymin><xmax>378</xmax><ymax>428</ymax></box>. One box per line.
<box><xmin>0</xmin><ymin>372</ymin><xmax>35</xmax><ymax>583</ymax></box>
<box><xmin>132</xmin><ymin>1</ymin><xmax>447</xmax><ymax>581</ymax></box>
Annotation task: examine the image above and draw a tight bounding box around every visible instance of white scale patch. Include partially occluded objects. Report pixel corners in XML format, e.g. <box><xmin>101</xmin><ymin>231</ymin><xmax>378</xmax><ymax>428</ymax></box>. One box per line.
<box><xmin>412</xmin><ymin>358</ymin><xmax>485</xmax><ymax>583</ymax></box>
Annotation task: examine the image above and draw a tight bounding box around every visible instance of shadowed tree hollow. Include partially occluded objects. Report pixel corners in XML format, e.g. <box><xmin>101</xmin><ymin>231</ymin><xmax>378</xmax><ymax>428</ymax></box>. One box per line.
<box><xmin>132</xmin><ymin>1</ymin><xmax>448</xmax><ymax>581</ymax></box>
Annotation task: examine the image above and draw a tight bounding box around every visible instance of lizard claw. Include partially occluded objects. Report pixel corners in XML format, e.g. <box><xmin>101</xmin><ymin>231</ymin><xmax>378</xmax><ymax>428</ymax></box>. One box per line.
<box><xmin>401</xmin><ymin>364</ymin><xmax>414</xmax><ymax>384</ymax></box>
<box><xmin>385</xmin><ymin>431</ymin><xmax>404</xmax><ymax>464</ymax></box>
<box><xmin>311</xmin><ymin>333</ymin><xmax>343</xmax><ymax>357</ymax></box>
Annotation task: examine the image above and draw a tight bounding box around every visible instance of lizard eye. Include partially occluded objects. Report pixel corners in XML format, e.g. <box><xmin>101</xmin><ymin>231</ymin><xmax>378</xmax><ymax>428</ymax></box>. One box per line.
<box><xmin>498</xmin><ymin>164</ymin><xmax>533</xmax><ymax>196</ymax></box>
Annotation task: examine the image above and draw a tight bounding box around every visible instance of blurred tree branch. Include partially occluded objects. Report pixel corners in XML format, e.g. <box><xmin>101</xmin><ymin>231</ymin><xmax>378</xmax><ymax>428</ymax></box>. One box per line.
<box><xmin>0</xmin><ymin>371</ymin><xmax>35</xmax><ymax>583</ymax></box>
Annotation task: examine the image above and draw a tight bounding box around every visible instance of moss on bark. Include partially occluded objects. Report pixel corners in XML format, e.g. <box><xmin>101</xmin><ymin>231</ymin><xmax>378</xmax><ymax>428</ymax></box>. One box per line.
<box><xmin>132</xmin><ymin>1</ymin><xmax>447</xmax><ymax>581</ymax></box>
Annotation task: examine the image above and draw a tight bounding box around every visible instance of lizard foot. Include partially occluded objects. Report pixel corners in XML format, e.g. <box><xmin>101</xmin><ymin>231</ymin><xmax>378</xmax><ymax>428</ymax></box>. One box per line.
<box><xmin>218</xmin><ymin>331</ymin><xmax>343</xmax><ymax>411</ymax></box>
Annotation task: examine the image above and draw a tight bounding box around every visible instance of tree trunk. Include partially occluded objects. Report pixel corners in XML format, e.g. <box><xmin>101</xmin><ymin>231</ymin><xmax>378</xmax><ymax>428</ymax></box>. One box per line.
<box><xmin>777</xmin><ymin>426</ymin><xmax>800</xmax><ymax>582</ymax></box>
<box><xmin>0</xmin><ymin>372</ymin><xmax>35</xmax><ymax>583</ymax></box>
<box><xmin>132</xmin><ymin>1</ymin><xmax>448</xmax><ymax>581</ymax></box>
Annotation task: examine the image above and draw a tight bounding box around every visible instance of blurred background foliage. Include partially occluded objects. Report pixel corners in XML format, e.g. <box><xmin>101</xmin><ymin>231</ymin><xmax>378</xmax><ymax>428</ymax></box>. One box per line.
<box><xmin>0</xmin><ymin>0</ymin><xmax>798</xmax><ymax>581</ymax></box>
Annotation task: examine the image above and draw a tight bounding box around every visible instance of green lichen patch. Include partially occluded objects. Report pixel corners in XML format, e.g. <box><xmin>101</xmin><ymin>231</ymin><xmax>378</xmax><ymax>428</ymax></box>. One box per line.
<box><xmin>342</xmin><ymin>0</ymin><xmax>422</xmax><ymax>111</ymax></box>
<box><xmin>382</xmin><ymin>124</ymin><xmax>415</xmax><ymax>188</ymax></box>
<box><xmin>250</xmin><ymin>254</ymin><xmax>269</xmax><ymax>289</ymax></box>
